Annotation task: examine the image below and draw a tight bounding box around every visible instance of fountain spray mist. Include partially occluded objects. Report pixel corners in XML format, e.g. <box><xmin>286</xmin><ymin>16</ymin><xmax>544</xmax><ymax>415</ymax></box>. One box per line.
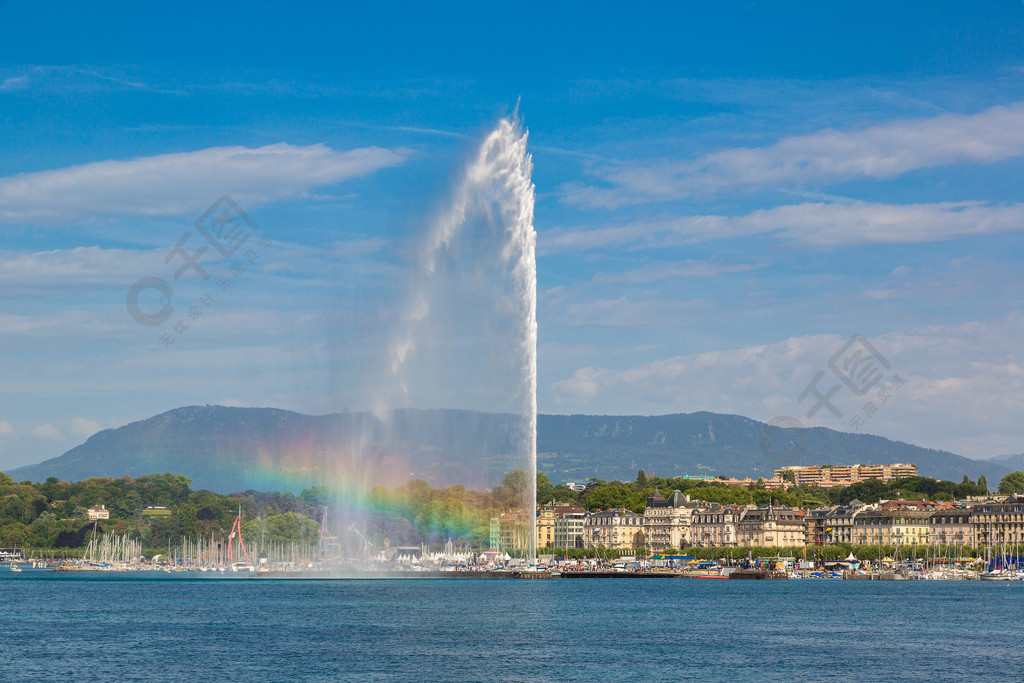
<box><xmin>389</xmin><ymin>116</ymin><xmax>537</xmax><ymax>563</ymax></box>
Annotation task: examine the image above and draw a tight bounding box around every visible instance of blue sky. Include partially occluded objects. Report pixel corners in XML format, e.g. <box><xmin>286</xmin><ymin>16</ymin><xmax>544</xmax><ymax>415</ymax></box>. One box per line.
<box><xmin>2</xmin><ymin>1</ymin><xmax>1024</xmax><ymax>470</ymax></box>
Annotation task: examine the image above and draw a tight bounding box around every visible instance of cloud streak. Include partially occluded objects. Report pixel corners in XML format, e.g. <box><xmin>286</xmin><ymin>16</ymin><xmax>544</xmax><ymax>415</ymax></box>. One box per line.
<box><xmin>0</xmin><ymin>246</ymin><xmax>165</xmax><ymax>286</ymax></box>
<box><xmin>592</xmin><ymin>260</ymin><xmax>764</xmax><ymax>285</ymax></box>
<box><xmin>563</xmin><ymin>102</ymin><xmax>1024</xmax><ymax>207</ymax></box>
<box><xmin>543</xmin><ymin>200</ymin><xmax>1024</xmax><ymax>251</ymax></box>
<box><xmin>0</xmin><ymin>143</ymin><xmax>407</xmax><ymax>223</ymax></box>
<box><xmin>547</xmin><ymin>315</ymin><xmax>1024</xmax><ymax>459</ymax></box>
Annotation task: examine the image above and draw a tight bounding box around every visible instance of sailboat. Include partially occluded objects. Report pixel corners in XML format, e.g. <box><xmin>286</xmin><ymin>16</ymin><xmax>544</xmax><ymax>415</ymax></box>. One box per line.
<box><xmin>226</xmin><ymin>507</ymin><xmax>256</xmax><ymax>573</ymax></box>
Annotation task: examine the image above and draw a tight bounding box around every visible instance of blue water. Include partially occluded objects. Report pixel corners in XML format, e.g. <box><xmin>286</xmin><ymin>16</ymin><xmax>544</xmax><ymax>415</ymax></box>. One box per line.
<box><xmin>2</xmin><ymin>570</ymin><xmax>1022</xmax><ymax>682</ymax></box>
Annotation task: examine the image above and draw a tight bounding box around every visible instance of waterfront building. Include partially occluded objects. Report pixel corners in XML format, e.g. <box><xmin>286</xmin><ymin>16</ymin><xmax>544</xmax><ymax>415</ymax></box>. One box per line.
<box><xmin>489</xmin><ymin>517</ymin><xmax>500</xmax><ymax>550</ymax></box>
<box><xmin>736</xmin><ymin>505</ymin><xmax>806</xmax><ymax>547</ymax></box>
<box><xmin>87</xmin><ymin>505</ymin><xmax>110</xmax><ymax>520</ymax></box>
<box><xmin>971</xmin><ymin>495</ymin><xmax>1024</xmax><ymax>547</ymax></box>
<box><xmin>499</xmin><ymin>511</ymin><xmax>530</xmax><ymax>553</ymax></box>
<box><xmin>553</xmin><ymin>506</ymin><xmax>587</xmax><ymax>549</ymax></box>
<box><xmin>930</xmin><ymin>507</ymin><xmax>974</xmax><ymax>547</ymax></box>
<box><xmin>806</xmin><ymin>508</ymin><xmax>830</xmax><ymax>546</ymax></box>
<box><xmin>641</xmin><ymin>490</ymin><xmax>698</xmax><ymax>551</ymax></box>
<box><xmin>887</xmin><ymin>509</ymin><xmax>933</xmax><ymax>546</ymax></box>
<box><xmin>536</xmin><ymin>504</ymin><xmax>556</xmax><ymax>549</ymax></box>
<box><xmin>853</xmin><ymin>509</ymin><xmax>887</xmax><ymax>545</ymax></box>
<box><xmin>823</xmin><ymin>499</ymin><xmax>869</xmax><ymax>545</ymax></box>
<box><xmin>853</xmin><ymin>508</ymin><xmax>933</xmax><ymax>546</ymax></box>
<box><xmin>691</xmin><ymin>504</ymin><xmax>744</xmax><ymax>547</ymax></box>
<box><xmin>584</xmin><ymin>508</ymin><xmax>644</xmax><ymax>550</ymax></box>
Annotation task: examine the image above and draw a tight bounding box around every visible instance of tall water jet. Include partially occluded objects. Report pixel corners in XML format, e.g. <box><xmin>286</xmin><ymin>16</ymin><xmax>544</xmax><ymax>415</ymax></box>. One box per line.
<box><xmin>387</xmin><ymin>116</ymin><xmax>537</xmax><ymax>563</ymax></box>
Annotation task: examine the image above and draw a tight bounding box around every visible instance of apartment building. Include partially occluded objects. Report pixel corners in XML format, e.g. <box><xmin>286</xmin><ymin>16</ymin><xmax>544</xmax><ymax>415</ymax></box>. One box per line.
<box><xmin>641</xmin><ymin>489</ymin><xmax>699</xmax><ymax>551</ymax></box>
<box><xmin>823</xmin><ymin>500</ymin><xmax>870</xmax><ymax>545</ymax></box>
<box><xmin>691</xmin><ymin>504</ymin><xmax>745</xmax><ymax>547</ymax></box>
<box><xmin>971</xmin><ymin>496</ymin><xmax>1024</xmax><ymax>547</ymax></box>
<box><xmin>774</xmin><ymin>463</ymin><xmax>917</xmax><ymax>485</ymax></box>
<box><xmin>536</xmin><ymin>505</ymin><xmax>556</xmax><ymax>549</ymax></box>
<box><xmin>584</xmin><ymin>508</ymin><xmax>644</xmax><ymax>550</ymax></box>
<box><xmin>553</xmin><ymin>507</ymin><xmax>587</xmax><ymax>549</ymax></box>
<box><xmin>736</xmin><ymin>505</ymin><xmax>806</xmax><ymax>547</ymax></box>
<box><xmin>930</xmin><ymin>507</ymin><xmax>974</xmax><ymax>547</ymax></box>
<box><xmin>853</xmin><ymin>508</ymin><xmax>934</xmax><ymax>546</ymax></box>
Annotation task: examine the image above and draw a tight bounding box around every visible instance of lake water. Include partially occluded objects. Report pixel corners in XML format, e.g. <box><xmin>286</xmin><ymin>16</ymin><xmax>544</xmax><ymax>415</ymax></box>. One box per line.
<box><xmin>3</xmin><ymin>570</ymin><xmax>1022</xmax><ymax>681</ymax></box>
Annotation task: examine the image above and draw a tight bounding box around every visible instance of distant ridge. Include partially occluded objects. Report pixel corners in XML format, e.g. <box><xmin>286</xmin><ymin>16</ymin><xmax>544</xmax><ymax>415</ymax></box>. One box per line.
<box><xmin>8</xmin><ymin>405</ymin><xmax>1011</xmax><ymax>493</ymax></box>
<box><xmin>536</xmin><ymin>412</ymin><xmax>1010</xmax><ymax>485</ymax></box>
<box><xmin>990</xmin><ymin>453</ymin><xmax>1024</xmax><ymax>470</ymax></box>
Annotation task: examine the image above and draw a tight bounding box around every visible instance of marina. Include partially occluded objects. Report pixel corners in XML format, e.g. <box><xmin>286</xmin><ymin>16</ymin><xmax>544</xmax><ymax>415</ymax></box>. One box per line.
<box><xmin>8</xmin><ymin>558</ymin><xmax>1024</xmax><ymax>581</ymax></box>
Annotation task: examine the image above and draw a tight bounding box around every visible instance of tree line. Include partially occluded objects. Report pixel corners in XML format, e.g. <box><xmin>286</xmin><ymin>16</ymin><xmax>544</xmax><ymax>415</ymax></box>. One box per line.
<box><xmin>0</xmin><ymin>470</ymin><xmax>529</xmax><ymax>556</ymax></box>
<box><xmin>1</xmin><ymin>467</ymin><xmax>1020</xmax><ymax>556</ymax></box>
<box><xmin>539</xmin><ymin>470</ymin><xmax>999</xmax><ymax>513</ymax></box>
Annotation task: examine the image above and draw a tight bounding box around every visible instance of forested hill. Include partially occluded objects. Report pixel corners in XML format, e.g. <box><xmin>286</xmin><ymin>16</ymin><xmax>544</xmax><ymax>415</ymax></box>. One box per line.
<box><xmin>536</xmin><ymin>412</ymin><xmax>1010</xmax><ymax>484</ymax></box>
<box><xmin>8</xmin><ymin>406</ymin><xmax>1010</xmax><ymax>493</ymax></box>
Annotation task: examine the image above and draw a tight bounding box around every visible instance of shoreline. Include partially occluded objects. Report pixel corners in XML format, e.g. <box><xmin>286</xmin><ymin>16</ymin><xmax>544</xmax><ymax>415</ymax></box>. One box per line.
<box><xmin>7</xmin><ymin>566</ymin><xmax>1015</xmax><ymax>581</ymax></box>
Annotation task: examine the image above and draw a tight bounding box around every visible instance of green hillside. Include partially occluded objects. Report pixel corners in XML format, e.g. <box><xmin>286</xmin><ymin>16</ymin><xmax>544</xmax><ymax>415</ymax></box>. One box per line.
<box><xmin>8</xmin><ymin>406</ymin><xmax>1010</xmax><ymax>492</ymax></box>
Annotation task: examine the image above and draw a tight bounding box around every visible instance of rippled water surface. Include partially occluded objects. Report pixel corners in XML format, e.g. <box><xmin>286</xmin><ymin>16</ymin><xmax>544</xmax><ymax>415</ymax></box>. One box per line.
<box><xmin>3</xmin><ymin>570</ymin><xmax>1022</xmax><ymax>682</ymax></box>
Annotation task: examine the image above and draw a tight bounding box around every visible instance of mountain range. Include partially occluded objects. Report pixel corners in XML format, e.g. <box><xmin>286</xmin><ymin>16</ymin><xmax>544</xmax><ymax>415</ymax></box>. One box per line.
<box><xmin>989</xmin><ymin>453</ymin><xmax>1024</xmax><ymax>471</ymax></box>
<box><xmin>8</xmin><ymin>405</ymin><xmax>1014</xmax><ymax>493</ymax></box>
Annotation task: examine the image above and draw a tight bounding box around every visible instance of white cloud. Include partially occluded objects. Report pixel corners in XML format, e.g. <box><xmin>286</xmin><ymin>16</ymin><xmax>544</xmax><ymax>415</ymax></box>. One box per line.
<box><xmin>0</xmin><ymin>421</ymin><xmax>13</xmax><ymax>436</ymax></box>
<box><xmin>0</xmin><ymin>246</ymin><xmax>165</xmax><ymax>286</ymax></box>
<box><xmin>723</xmin><ymin>201</ymin><xmax>1024</xmax><ymax>248</ymax></box>
<box><xmin>0</xmin><ymin>143</ymin><xmax>407</xmax><ymax>223</ymax></box>
<box><xmin>547</xmin><ymin>314</ymin><xmax>1024</xmax><ymax>459</ymax></box>
<box><xmin>69</xmin><ymin>417</ymin><xmax>100</xmax><ymax>439</ymax></box>
<box><xmin>543</xmin><ymin>200</ymin><xmax>1024</xmax><ymax>251</ymax></box>
<box><xmin>30</xmin><ymin>423</ymin><xmax>62</xmax><ymax>440</ymax></box>
<box><xmin>0</xmin><ymin>311</ymin><xmax>130</xmax><ymax>340</ymax></box>
<box><xmin>0</xmin><ymin>72</ymin><xmax>32</xmax><ymax>92</ymax></box>
<box><xmin>563</xmin><ymin>102</ymin><xmax>1024</xmax><ymax>207</ymax></box>
<box><xmin>0</xmin><ymin>65</ymin><xmax>181</xmax><ymax>95</ymax></box>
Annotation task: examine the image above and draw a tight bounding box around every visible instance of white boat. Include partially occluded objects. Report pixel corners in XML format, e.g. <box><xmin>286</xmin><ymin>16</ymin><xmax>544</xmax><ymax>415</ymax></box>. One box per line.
<box><xmin>980</xmin><ymin>569</ymin><xmax>1014</xmax><ymax>581</ymax></box>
